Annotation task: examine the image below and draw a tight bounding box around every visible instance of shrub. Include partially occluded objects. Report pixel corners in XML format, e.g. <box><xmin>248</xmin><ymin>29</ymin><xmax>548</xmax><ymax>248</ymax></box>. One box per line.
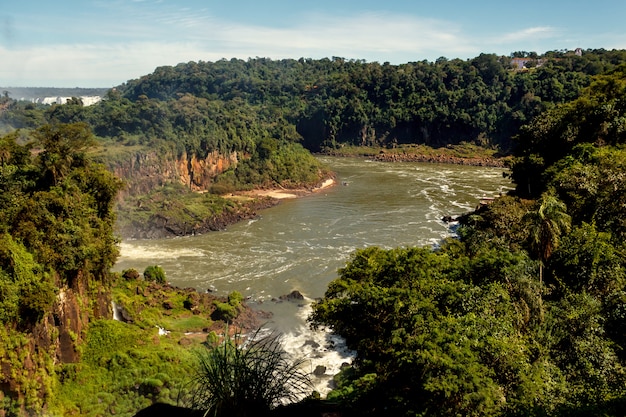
<box><xmin>143</xmin><ymin>265</ymin><xmax>166</xmax><ymax>284</ymax></box>
<box><xmin>212</xmin><ymin>301</ymin><xmax>238</xmax><ymax>323</ymax></box>
<box><xmin>227</xmin><ymin>291</ymin><xmax>244</xmax><ymax>307</ymax></box>
<box><xmin>209</xmin><ymin>182</ymin><xmax>234</xmax><ymax>195</ymax></box>
<box><xmin>185</xmin><ymin>329</ymin><xmax>312</xmax><ymax>416</ymax></box>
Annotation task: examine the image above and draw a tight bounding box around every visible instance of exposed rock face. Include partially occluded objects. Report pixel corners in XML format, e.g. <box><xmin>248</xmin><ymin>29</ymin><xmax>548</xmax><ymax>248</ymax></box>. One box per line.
<box><xmin>111</xmin><ymin>149</ymin><xmax>239</xmax><ymax>197</ymax></box>
<box><xmin>0</xmin><ymin>273</ymin><xmax>113</xmax><ymax>414</ymax></box>
<box><xmin>279</xmin><ymin>290</ymin><xmax>305</xmax><ymax>302</ymax></box>
<box><xmin>54</xmin><ymin>288</ymin><xmax>86</xmax><ymax>363</ymax></box>
<box><xmin>177</xmin><ymin>151</ymin><xmax>239</xmax><ymax>192</ymax></box>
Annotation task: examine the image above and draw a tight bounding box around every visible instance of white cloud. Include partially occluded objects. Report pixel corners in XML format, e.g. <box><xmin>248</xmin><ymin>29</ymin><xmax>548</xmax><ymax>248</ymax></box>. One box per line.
<box><xmin>497</xmin><ymin>26</ymin><xmax>559</xmax><ymax>44</ymax></box>
<box><xmin>3</xmin><ymin>10</ymin><xmax>486</xmax><ymax>86</ymax></box>
<box><xmin>0</xmin><ymin>42</ymin><xmax>207</xmax><ymax>87</ymax></box>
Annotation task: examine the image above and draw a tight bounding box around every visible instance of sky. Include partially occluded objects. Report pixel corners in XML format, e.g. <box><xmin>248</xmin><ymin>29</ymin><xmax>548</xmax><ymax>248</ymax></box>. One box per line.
<box><xmin>1</xmin><ymin>0</ymin><xmax>626</xmax><ymax>87</ymax></box>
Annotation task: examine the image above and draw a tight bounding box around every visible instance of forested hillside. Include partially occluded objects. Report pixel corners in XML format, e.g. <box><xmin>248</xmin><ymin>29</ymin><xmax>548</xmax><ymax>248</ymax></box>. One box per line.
<box><xmin>310</xmin><ymin>66</ymin><xmax>626</xmax><ymax>416</ymax></box>
<box><xmin>2</xmin><ymin>49</ymin><xmax>625</xmax><ymax>199</ymax></box>
<box><xmin>0</xmin><ymin>123</ymin><xmax>123</xmax><ymax>414</ymax></box>
<box><xmin>3</xmin><ymin>49</ymin><xmax>626</xmax><ymax>155</ymax></box>
<box><xmin>106</xmin><ymin>48</ymin><xmax>626</xmax><ymax>151</ymax></box>
<box><xmin>0</xmin><ymin>123</ymin><xmax>271</xmax><ymax>415</ymax></box>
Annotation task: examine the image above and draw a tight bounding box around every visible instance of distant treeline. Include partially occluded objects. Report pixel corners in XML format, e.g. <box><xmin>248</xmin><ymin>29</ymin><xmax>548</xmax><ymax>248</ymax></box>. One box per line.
<box><xmin>2</xmin><ymin>49</ymin><xmax>626</xmax><ymax>158</ymax></box>
<box><xmin>2</xmin><ymin>49</ymin><xmax>626</xmax><ymax>153</ymax></box>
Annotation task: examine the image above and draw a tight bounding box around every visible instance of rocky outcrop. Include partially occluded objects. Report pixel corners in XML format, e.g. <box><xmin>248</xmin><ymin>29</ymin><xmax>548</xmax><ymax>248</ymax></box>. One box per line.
<box><xmin>279</xmin><ymin>290</ymin><xmax>305</xmax><ymax>302</ymax></box>
<box><xmin>111</xmin><ymin>149</ymin><xmax>239</xmax><ymax>197</ymax></box>
<box><xmin>177</xmin><ymin>151</ymin><xmax>239</xmax><ymax>192</ymax></box>
<box><xmin>372</xmin><ymin>152</ymin><xmax>506</xmax><ymax>167</ymax></box>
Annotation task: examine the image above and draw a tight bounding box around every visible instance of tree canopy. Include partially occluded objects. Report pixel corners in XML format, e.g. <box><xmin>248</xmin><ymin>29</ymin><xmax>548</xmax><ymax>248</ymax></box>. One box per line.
<box><xmin>0</xmin><ymin>123</ymin><xmax>122</xmax><ymax>325</ymax></box>
<box><xmin>310</xmin><ymin>65</ymin><xmax>626</xmax><ymax>416</ymax></box>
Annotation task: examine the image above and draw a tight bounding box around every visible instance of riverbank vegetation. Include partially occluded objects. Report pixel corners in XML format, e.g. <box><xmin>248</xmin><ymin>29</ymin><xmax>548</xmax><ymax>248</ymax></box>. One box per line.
<box><xmin>310</xmin><ymin>66</ymin><xmax>626</xmax><ymax>416</ymax></box>
<box><xmin>0</xmin><ymin>124</ymin><xmax>260</xmax><ymax>416</ymax></box>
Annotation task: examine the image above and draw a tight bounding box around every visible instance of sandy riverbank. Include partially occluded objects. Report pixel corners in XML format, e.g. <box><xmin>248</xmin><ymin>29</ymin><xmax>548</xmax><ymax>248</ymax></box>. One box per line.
<box><xmin>241</xmin><ymin>178</ymin><xmax>336</xmax><ymax>200</ymax></box>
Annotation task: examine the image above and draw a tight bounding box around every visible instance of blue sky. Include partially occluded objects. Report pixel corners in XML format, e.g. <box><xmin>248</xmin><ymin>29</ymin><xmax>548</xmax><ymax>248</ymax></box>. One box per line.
<box><xmin>1</xmin><ymin>0</ymin><xmax>625</xmax><ymax>87</ymax></box>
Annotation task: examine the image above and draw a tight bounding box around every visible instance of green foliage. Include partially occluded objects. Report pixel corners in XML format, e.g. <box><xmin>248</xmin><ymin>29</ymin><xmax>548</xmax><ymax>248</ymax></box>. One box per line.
<box><xmin>228</xmin><ymin>140</ymin><xmax>329</xmax><ymax>188</ymax></box>
<box><xmin>81</xmin><ymin>320</ymin><xmax>139</xmax><ymax>366</ymax></box>
<box><xmin>312</xmin><ymin>235</ymin><xmax>626</xmax><ymax>415</ymax></box>
<box><xmin>227</xmin><ymin>290</ymin><xmax>244</xmax><ymax>306</ymax></box>
<box><xmin>113</xmin><ymin>279</ymin><xmax>200</xmax><ymax>331</ymax></box>
<box><xmin>2</xmin><ymin>52</ymin><xmax>626</xmax><ymax>416</ymax></box>
<box><xmin>310</xmin><ymin>65</ymin><xmax>626</xmax><ymax>416</ymax></box>
<box><xmin>0</xmin><ymin>123</ymin><xmax>125</xmax><ymax>414</ymax></box>
<box><xmin>0</xmin><ymin>124</ymin><xmax>122</xmax><ymax>288</ymax></box>
<box><xmin>4</xmin><ymin>50</ymin><xmax>625</xmax><ymax>167</ymax></box>
<box><xmin>143</xmin><ymin>265</ymin><xmax>166</xmax><ymax>284</ymax></box>
<box><xmin>523</xmin><ymin>193</ymin><xmax>571</xmax><ymax>283</ymax></box>
<box><xmin>49</xmin><ymin>319</ymin><xmax>198</xmax><ymax>417</ymax></box>
<box><xmin>511</xmin><ymin>67</ymin><xmax>626</xmax><ymax>197</ymax></box>
<box><xmin>550</xmin><ymin>222</ymin><xmax>626</xmax><ymax>296</ymax></box>
<box><xmin>212</xmin><ymin>301</ymin><xmax>238</xmax><ymax>324</ymax></box>
<box><xmin>310</xmin><ymin>246</ymin><xmax>533</xmax><ymax>416</ymax></box>
<box><xmin>186</xmin><ymin>329</ymin><xmax>312</xmax><ymax>416</ymax></box>
<box><xmin>0</xmin><ymin>233</ymin><xmax>55</xmax><ymax>325</ymax></box>
<box><xmin>114</xmin><ymin>182</ymin><xmax>257</xmax><ymax>238</ymax></box>
<box><xmin>546</xmin><ymin>146</ymin><xmax>626</xmax><ymax>241</ymax></box>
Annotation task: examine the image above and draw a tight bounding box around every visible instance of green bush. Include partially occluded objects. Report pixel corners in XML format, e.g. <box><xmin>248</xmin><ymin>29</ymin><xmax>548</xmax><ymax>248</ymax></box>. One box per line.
<box><xmin>143</xmin><ymin>265</ymin><xmax>166</xmax><ymax>284</ymax></box>
<box><xmin>212</xmin><ymin>301</ymin><xmax>238</xmax><ymax>323</ymax></box>
<box><xmin>186</xmin><ymin>329</ymin><xmax>312</xmax><ymax>415</ymax></box>
<box><xmin>227</xmin><ymin>290</ymin><xmax>244</xmax><ymax>306</ymax></box>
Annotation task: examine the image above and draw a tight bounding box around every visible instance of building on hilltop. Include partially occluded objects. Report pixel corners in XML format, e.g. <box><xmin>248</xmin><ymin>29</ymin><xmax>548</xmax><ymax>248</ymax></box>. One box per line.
<box><xmin>510</xmin><ymin>57</ymin><xmax>544</xmax><ymax>71</ymax></box>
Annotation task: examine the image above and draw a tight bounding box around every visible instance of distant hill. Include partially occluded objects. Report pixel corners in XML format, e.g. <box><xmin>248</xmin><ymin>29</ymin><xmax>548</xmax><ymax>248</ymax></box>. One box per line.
<box><xmin>0</xmin><ymin>86</ymin><xmax>110</xmax><ymax>101</ymax></box>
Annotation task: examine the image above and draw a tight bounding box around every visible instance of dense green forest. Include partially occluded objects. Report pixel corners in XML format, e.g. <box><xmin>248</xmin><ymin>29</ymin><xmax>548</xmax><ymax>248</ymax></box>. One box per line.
<box><xmin>2</xmin><ymin>49</ymin><xmax>626</xmax><ymax>416</ymax></box>
<box><xmin>310</xmin><ymin>66</ymin><xmax>626</xmax><ymax>416</ymax></box>
<box><xmin>0</xmin><ymin>123</ymin><xmax>123</xmax><ymax>414</ymax></box>
<box><xmin>0</xmin><ymin>123</ymin><xmax>270</xmax><ymax>415</ymax></box>
<box><xmin>3</xmin><ymin>49</ymin><xmax>626</xmax><ymax>157</ymax></box>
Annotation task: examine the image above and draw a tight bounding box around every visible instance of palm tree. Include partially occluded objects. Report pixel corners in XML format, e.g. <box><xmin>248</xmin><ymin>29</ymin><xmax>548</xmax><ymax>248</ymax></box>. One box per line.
<box><xmin>524</xmin><ymin>193</ymin><xmax>572</xmax><ymax>284</ymax></box>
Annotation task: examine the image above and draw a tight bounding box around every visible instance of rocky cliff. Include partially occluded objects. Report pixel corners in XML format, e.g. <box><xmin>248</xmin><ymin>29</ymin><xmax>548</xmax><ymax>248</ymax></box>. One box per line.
<box><xmin>111</xmin><ymin>149</ymin><xmax>239</xmax><ymax>197</ymax></box>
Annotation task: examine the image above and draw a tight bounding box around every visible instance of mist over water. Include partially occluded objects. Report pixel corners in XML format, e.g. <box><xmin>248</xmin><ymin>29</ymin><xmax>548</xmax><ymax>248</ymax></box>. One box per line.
<box><xmin>113</xmin><ymin>156</ymin><xmax>513</xmax><ymax>394</ymax></box>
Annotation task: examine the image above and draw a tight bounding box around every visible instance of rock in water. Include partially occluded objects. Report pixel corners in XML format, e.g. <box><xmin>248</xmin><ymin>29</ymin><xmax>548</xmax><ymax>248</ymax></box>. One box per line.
<box><xmin>313</xmin><ymin>365</ymin><xmax>327</xmax><ymax>376</ymax></box>
<box><xmin>279</xmin><ymin>290</ymin><xmax>305</xmax><ymax>301</ymax></box>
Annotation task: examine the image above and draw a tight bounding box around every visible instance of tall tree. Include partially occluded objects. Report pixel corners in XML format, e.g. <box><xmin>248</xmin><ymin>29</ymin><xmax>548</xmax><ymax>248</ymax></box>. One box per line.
<box><xmin>33</xmin><ymin>122</ymin><xmax>96</xmax><ymax>186</ymax></box>
<box><xmin>524</xmin><ymin>193</ymin><xmax>572</xmax><ymax>283</ymax></box>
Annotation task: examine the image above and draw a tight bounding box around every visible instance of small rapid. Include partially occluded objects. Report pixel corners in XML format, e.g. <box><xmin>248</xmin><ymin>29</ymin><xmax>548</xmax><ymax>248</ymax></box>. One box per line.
<box><xmin>113</xmin><ymin>156</ymin><xmax>512</xmax><ymax>395</ymax></box>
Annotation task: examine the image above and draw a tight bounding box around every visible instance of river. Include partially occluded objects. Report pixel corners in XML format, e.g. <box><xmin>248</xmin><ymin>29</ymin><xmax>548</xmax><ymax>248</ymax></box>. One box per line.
<box><xmin>113</xmin><ymin>156</ymin><xmax>513</xmax><ymax>394</ymax></box>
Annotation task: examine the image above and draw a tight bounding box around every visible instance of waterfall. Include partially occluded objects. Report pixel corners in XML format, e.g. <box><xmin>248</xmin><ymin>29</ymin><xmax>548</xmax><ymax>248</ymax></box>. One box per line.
<box><xmin>111</xmin><ymin>301</ymin><xmax>122</xmax><ymax>321</ymax></box>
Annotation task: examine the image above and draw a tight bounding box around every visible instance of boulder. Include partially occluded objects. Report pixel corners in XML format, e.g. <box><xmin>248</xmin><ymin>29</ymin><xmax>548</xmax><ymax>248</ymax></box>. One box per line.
<box><xmin>279</xmin><ymin>290</ymin><xmax>305</xmax><ymax>302</ymax></box>
<box><xmin>313</xmin><ymin>365</ymin><xmax>327</xmax><ymax>376</ymax></box>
